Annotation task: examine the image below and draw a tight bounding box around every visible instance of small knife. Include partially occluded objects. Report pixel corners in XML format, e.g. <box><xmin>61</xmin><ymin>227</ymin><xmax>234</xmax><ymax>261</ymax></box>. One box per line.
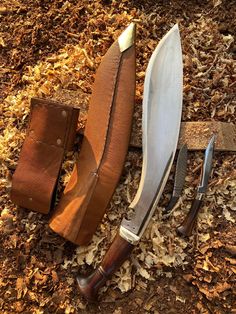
<box><xmin>163</xmin><ymin>144</ymin><xmax>187</xmax><ymax>214</ymax></box>
<box><xmin>177</xmin><ymin>135</ymin><xmax>215</xmax><ymax>237</ymax></box>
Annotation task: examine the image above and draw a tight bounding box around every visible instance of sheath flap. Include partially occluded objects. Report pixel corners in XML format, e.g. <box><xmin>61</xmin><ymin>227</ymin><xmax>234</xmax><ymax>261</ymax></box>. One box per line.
<box><xmin>11</xmin><ymin>98</ymin><xmax>80</xmax><ymax>214</ymax></box>
<box><xmin>30</xmin><ymin>98</ymin><xmax>79</xmax><ymax>150</ymax></box>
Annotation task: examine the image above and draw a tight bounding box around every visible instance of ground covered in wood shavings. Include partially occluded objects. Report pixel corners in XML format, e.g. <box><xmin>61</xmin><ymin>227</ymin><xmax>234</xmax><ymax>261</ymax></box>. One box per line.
<box><xmin>0</xmin><ymin>0</ymin><xmax>236</xmax><ymax>313</ymax></box>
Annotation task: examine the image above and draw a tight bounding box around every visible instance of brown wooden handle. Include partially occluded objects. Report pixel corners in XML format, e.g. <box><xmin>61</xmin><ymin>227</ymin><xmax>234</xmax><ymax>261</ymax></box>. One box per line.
<box><xmin>77</xmin><ymin>232</ymin><xmax>134</xmax><ymax>302</ymax></box>
<box><xmin>177</xmin><ymin>198</ymin><xmax>202</xmax><ymax>237</ymax></box>
<box><xmin>163</xmin><ymin>195</ymin><xmax>179</xmax><ymax>214</ymax></box>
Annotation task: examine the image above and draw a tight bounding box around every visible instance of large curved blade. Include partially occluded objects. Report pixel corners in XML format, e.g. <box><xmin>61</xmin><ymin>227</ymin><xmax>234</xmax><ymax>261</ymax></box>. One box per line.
<box><xmin>121</xmin><ymin>24</ymin><xmax>183</xmax><ymax>238</ymax></box>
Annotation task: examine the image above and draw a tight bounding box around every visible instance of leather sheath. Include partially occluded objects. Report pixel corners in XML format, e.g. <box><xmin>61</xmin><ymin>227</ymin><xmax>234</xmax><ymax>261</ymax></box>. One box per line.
<box><xmin>11</xmin><ymin>98</ymin><xmax>80</xmax><ymax>214</ymax></box>
<box><xmin>49</xmin><ymin>24</ymin><xmax>136</xmax><ymax>245</ymax></box>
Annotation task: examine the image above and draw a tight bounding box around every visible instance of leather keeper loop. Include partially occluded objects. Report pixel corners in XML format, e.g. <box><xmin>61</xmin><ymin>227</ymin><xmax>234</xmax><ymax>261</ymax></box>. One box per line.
<box><xmin>10</xmin><ymin>97</ymin><xmax>80</xmax><ymax>214</ymax></box>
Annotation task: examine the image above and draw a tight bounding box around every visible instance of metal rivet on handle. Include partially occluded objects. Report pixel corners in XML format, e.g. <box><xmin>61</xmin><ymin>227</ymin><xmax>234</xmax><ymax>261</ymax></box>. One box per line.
<box><xmin>29</xmin><ymin>197</ymin><xmax>33</xmax><ymax>202</ymax></box>
<box><xmin>62</xmin><ymin>110</ymin><xmax>67</xmax><ymax>117</ymax></box>
<box><xmin>57</xmin><ymin>138</ymin><xmax>62</xmax><ymax>145</ymax></box>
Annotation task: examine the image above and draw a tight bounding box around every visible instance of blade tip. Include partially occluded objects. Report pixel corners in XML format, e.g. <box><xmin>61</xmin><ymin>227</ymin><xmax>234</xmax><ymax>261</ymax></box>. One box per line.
<box><xmin>171</xmin><ymin>23</ymin><xmax>180</xmax><ymax>33</ymax></box>
<box><xmin>209</xmin><ymin>134</ymin><xmax>216</xmax><ymax>146</ymax></box>
<box><xmin>173</xmin><ymin>23</ymin><xmax>179</xmax><ymax>29</ymax></box>
<box><xmin>181</xmin><ymin>144</ymin><xmax>188</xmax><ymax>156</ymax></box>
<box><xmin>162</xmin><ymin>23</ymin><xmax>181</xmax><ymax>44</ymax></box>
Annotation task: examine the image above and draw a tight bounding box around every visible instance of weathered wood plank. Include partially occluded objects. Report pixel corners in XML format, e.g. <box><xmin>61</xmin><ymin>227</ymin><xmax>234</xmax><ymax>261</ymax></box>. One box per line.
<box><xmin>130</xmin><ymin>121</ymin><xmax>236</xmax><ymax>151</ymax></box>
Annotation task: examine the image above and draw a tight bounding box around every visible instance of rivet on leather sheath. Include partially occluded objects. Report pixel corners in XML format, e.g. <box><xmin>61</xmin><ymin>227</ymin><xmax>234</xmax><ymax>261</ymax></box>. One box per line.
<box><xmin>10</xmin><ymin>97</ymin><xmax>80</xmax><ymax>214</ymax></box>
<box><xmin>49</xmin><ymin>23</ymin><xmax>136</xmax><ymax>245</ymax></box>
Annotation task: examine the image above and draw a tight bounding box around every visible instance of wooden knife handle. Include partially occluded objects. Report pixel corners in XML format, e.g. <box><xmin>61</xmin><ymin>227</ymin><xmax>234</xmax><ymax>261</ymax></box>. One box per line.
<box><xmin>77</xmin><ymin>233</ymin><xmax>134</xmax><ymax>302</ymax></box>
<box><xmin>164</xmin><ymin>195</ymin><xmax>179</xmax><ymax>214</ymax></box>
<box><xmin>177</xmin><ymin>198</ymin><xmax>202</xmax><ymax>237</ymax></box>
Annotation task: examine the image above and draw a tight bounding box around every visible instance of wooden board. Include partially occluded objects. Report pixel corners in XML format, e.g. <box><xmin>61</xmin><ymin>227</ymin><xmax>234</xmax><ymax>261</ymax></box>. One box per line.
<box><xmin>130</xmin><ymin>121</ymin><xmax>236</xmax><ymax>151</ymax></box>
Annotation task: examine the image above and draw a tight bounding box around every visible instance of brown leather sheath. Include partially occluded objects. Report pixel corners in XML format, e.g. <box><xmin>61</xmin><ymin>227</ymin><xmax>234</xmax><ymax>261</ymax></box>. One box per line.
<box><xmin>11</xmin><ymin>98</ymin><xmax>80</xmax><ymax>214</ymax></box>
<box><xmin>49</xmin><ymin>23</ymin><xmax>136</xmax><ymax>245</ymax></box>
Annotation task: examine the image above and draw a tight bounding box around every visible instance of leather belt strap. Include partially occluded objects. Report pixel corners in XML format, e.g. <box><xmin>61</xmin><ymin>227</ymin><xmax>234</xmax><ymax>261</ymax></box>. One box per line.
<box><xmin>11</xmin><ymin>98</ymin><xmax>79</xmax><ymax>214</ymax></box>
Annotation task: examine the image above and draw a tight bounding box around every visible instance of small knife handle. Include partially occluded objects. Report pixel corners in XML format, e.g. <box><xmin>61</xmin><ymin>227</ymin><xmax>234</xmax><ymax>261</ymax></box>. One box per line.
<box><xmin>177</xmin><ymin>198</ymin><xmax>202</xmax><ymax>237</ymax></box>
<box><xmin>77</xmin><ymin>233</ymin><xmax>134</xmax><ymax>302</ymax></box>
<box><xmin>164</xmin><ymin>195</ymin><xmax>179</xmax><ymax>213</ymax></box>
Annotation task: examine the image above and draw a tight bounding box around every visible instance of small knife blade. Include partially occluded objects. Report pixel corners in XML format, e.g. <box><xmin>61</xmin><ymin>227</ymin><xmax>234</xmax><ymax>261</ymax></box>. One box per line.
<box><xmin>177</xmin><ymin>135</ymin><xmax>215</xmax><ymax>237</ymax></box>
<box><xmin>197</xmin><ymin>135</ymin><xmax>215</xmax><ymax>194</ymax></box>
<box><xmin>163</xmin><ymin>144</ymin><xmax>188</xmax><ymax>214</ymax></box>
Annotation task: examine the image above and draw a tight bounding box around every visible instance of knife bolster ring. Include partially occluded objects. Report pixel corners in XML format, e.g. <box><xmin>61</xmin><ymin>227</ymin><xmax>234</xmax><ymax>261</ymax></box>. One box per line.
<box><xmin>196</xmin><ymin>192</ymin><xmax>204</xmax><ymax>201</ymax></box>
<box><xmin>119</xmin><ymin>226</ymin><xmax>140</xmax><ymax>245</ymax></box>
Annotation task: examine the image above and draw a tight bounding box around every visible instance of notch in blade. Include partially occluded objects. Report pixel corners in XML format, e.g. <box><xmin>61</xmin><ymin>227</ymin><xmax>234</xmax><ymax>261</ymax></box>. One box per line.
<box><xmin>163</xmin><ymin>144</ymin><xmax>188</xmax><ymax>214</ymax></box>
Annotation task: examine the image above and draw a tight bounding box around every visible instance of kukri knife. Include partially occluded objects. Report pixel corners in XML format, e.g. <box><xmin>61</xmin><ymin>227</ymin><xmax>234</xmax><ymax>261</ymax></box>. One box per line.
<box><xmin>177</xmin><ymin>135</ymin><xmax>215</xmax><ymax>237</ymax></box>
<box><xmin>163</xmin><ymin>144</ymin><xmax>188</xmax><ymax>214</ymax></box>
<box><xmin>77</xmin><ymin>24</ymin><xmax>183</xmax><ymax>301</ymax></box>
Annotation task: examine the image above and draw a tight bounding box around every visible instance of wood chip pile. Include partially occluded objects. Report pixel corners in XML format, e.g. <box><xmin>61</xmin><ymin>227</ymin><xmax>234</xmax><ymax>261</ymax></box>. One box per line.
<box><xmin>0</xmin><ymin>0</ymin><xmax>235</xmax><ymax>313</ymax></box>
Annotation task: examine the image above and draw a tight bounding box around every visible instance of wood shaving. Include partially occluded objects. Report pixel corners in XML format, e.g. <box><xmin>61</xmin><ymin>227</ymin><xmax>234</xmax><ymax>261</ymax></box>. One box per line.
<box><xmin>0</xmin><ymin>0</ymin><xmax>235</xmax><ymax>313</ymax></box>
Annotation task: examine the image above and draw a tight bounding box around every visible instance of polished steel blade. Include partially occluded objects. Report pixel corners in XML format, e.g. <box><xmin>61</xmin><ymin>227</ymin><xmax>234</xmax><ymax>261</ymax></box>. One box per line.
<box><xmin>197</xmin><ymin>135</ymin><xmax>215</xmax><ymax>194</ymax></box>
<box><xmin>121</xmin><ymin>24</ymin><xmax>183</xmax><ymax>240</ymax></box>
<box><xmin>173</xmin><ymin>144</ymin><xmax>188</xmax><ymax>197</ymax></box>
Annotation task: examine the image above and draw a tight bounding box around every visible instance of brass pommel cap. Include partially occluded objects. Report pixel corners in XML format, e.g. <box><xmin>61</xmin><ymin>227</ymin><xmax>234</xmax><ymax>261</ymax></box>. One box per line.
<box><xmin>118</xmin><ymin>22</ymin><xmax>136</xmax><ymax>53</ymax></box>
